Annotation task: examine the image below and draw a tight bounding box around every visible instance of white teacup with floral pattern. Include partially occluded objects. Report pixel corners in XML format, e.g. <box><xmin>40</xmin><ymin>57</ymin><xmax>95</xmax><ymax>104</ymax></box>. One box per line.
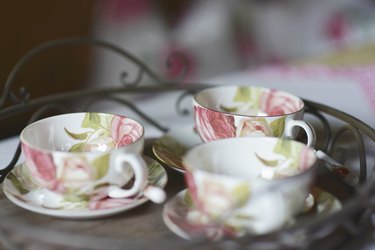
<box><xmin>183</xmin><ymin>137</ymin><xmax>317</xmax><ymax>235</ymax></box>
<box><xmin>194</xmin><ymin>85</ymin><xmax>316</xmax><ymax>146</ymax></box>
<box><xmin>20</xmin><ymin>112</ymin><xmax>166</xmax><ymax>204</ymax></box>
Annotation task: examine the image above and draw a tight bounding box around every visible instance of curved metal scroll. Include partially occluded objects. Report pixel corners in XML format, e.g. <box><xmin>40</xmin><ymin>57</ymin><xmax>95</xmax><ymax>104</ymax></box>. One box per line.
<box><xmin>305</xmin><ymin>105</ymin><xmax>332</xmax><ymax>152</ymax></box>
<box><xmin>0</xmin><ymin>37</ymin><xmax>194</xmax><ymax>182</ymax></box>
<box><xmin>0</xmin><ymin>37</ymin><xmax>190</xmax><ymax>108</ymax></box>
<box><xmin>330</xmin><ymin>125</ymin><xmax>367</xmax><ymax>183</ymax></box>
<box><xmin>0</xmin><ymin>103</ymin><xmax>72</xmax><ymax>182</ymax></box>
<box><xmin>175</xmin><ymin>89</ymin><xmax>200</xmax><ymax>116</ymax></box>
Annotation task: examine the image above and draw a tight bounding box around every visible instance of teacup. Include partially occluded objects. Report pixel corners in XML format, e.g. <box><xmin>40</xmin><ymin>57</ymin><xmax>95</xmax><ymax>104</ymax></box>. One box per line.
<box><xmin>183</xmin><ymin>137</ymin><xmax>317</xmax><ymax>234</ymax></box>
<box><xmin>20</xmin><ymin>112</ymin><xmax>166</xmax><ymax>204</ymax></box>
<box><xmin>193</xmin><ymin>85</ymin><xmax>316</xmax><ymax>147</ymax></box>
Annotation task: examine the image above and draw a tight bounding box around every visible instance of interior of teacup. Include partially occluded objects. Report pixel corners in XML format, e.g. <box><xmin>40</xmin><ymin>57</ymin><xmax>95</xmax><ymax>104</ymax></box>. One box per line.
<box><xmin>183</xmin><ymin>137</ymin><xmax>316</xmax><ymax>180</ymax></box>
<box><xmin>21</xmin><ymin>112</ymin><xmax>144</xmax><ymax>153</ymax></box>
<box><xmin>194</xmin><ymin>85</ymin><xmax>304</xmax><ymax>116</ymax></box>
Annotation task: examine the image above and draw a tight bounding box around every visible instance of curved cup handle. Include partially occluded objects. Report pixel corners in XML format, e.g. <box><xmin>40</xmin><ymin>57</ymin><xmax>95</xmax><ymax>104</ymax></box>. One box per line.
<box><xmin>108</xmin><ymin>154</ymin><xmax>148</xmax><ymax>199</ymax></box>
<box><xmin>108</xmin><ymin>154</ymin><xmax>166</xmax><ymax>203</ymax></box>
<box><xmin>285</xmin><ymin>120</ymin><xmax>316</xmax><ymax>147</ymax></box>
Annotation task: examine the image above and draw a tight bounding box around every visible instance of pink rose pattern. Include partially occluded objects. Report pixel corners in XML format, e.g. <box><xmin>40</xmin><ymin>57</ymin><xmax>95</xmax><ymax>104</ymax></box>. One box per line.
<box><xmin>110</xmin><ymin>115</ymin><xmax>143</xmax><ymax>147</ymax></box>
<box><xmin>198</xmin><ymin>180</ymin><xmax>237</xmax><ymax>217</ymax></box>
<box><xmin>21</xmin><ymin>144</ymin><xmax>59</xmax><ymax>191</ymax></box>
<box><xmin>194</xmin><ymin>106</ymin><xmax>236</xmax><ymax>142</ymax></box>
<box><xmin>66</xmin><ymin>114</ymin><xmax>143</xmax><ymax>153</ymax></box>
<box><xmin>59</xmin><ymin>156</ymin><xmax>96</xmax><ymax>190</ymax></box>
<box><xmin>22</xmin><ymin>145</ymin><xmax>97</xmax><ymax>194</ymax></box>
<box><xmin>259</xmin><ymin>89</ymin><xmax>302</xmax><ymax>116</ymax></box>
<box><xmin>195</xmin><ymin>88</ymin><xmax>303</xmax><ymax>141</ymax></box>
<box><xmin>184</xmin><ymin>171</ymin><xmax>200</xmax><ymax>209</ymax></box>
<box><xmin>298</xmin><ymin>146</ymin><xmax>314</xmax><ymax>172</ymax></box>
<box><xmin>236</xmin><ymin>118</ymin><xmax>273</xmax><ymax>137</ymax></box>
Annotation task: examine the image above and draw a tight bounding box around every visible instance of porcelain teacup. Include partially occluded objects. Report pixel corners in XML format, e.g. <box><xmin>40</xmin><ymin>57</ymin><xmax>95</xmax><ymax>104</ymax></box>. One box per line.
<box><xmin>183</xmin><ymin>137</ymin><xmax>317</xmax><ymax>234</ymax></box>
<box><xmin>193</xmin><ymin>85</ymin><xmax>316</xmax><ymax>146</ymax></box>
<box><xmin>20</xmin><ymin>112</ymin><xmax>166</xmax><ymax>204</ymax></box>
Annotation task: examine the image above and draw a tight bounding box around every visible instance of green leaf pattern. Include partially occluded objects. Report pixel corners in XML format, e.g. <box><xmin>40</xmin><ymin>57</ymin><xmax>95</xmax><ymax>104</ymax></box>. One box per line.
<box><xmin>270</xmin><ymin>117</ymin><xmax>286</xmax><ymax>137</ymax></box>
<box><xmin>66</xmin><ymin>113</ymin><xmax>112</xmax><ymax>153</ymax></box>
<box><xmin>233</xmin><ymin>87</ymin><xmax>251</xmax><ymax>102</ymax></box>
<box><xmin>69</xmin><ymin>142</ymin><xmax>86</xmax><ymax>153</ymax></box>
<box><xmin>64</xmin><ymin>113</ymin><xmax>115</xmax><ymax>181</ymax></box>
<box><xmin>82</xmin><ymin>113</ymin><xmax>103</xmax><ymax>130</ymax></box>
<box><xmin>234</xmin><ymin>87</ymin><xmax>262</xmax><ymax>109</ymax></box>
<box><xmin>92</xmin><ymin>154</ymin><xmax>110</xmax><ymax>179</ymax></box>
<box><xmin>255</xmin><ymin>153</ymin><xmax>280</xmax><ymax>167</ymax></box>
<box><xmin>64</xmin><ymin>128</ymin><xmax>89</xmax><ymax>140</ymax></box>
<box><xmin>219</xmin><ymin>105</ymin><xmax>238</xmax><ymax>113</ymax></box>
<box><xmin>227</xmin><ymin>87</ymin><xmax>289</xmax><ymax>138</ymax></box>
<box><xmin>8</xmin><ymin>172</ymin><xmax>29</xmax><ymax>195</ymax></box>
<box><xmin>255</xmin><ymin>138</ymin><xmax>307</xmax><ymax>178</ymax></box>
<box><xmin>231</xmin><ymin>183</ymin><xmax>251</xmax><ymax>207</ymax></box>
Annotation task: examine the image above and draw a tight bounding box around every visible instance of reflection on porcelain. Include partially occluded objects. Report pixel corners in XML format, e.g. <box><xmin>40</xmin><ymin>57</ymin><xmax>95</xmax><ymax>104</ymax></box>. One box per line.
<box><xmin>193</xmin><ymin>86</ymin><xmax>315</xmax><ymax>147</ymax></box>
<box><xmin>20</xmin><ymin>112</ymin><xmax>165</xmax><ymax>203</ymax></box>
<box><xmin>163</xmin><ymin>188</ymin><xmax>341</xmax><ymax>241</ymax></box>
<box><xmin>3</xmin><ymin>157</ymin><xmax>167</xmax><ymax>219</ymax></box>
<box><xmin>182</xmin><ymin>137</ymin><xmax>317</xmax><ymax>235</ymax></box>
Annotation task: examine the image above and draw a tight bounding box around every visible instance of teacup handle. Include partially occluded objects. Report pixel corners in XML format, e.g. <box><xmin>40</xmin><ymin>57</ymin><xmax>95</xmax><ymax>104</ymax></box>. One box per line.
<box><xmin>108</xmin><ymin>154</ymin><xmax>148</xmax><ymax>198</ymax></box>
<box><xmin>108</xmin><ymin>154</ymin><xmax>166</xmax><ymax>203</ymax></box>
<box><xmin>285</xmin><ymin>120</ymin><xmax>316</xmax><ymax>147</ymax></box>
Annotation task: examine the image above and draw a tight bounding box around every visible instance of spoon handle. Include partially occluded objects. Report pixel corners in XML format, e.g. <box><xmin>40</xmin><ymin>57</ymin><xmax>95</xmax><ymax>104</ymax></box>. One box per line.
<box><xmin>316</xmin><ymin>150</ymin><xmax>359</xmax><ymax>187</ymax></box>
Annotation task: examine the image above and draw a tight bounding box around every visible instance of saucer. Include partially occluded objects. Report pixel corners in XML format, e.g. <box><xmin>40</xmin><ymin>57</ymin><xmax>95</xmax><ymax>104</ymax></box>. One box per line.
<box><xmin>163</xmin><ymin>188</ymin><xmax>342</xmax><ymax>241</ymax></box>
<box><xmin>3</xmin><ymin>156</ymin><xmax>167</xmax><ymax>219</ymax></box>
<box><xmin>152</xmin><ymin>126</ymin><xmax>201</xmax><ymax>172</ymax></box>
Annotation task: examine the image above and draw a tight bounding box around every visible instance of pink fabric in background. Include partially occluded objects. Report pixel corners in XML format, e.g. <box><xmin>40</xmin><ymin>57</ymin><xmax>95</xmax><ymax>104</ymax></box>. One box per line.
<box><xmin>255</xmin><ymin>65</ymin><xmax>375</xmax><ymax>119</ymax></box>
<box><xmin>90</xmin><ymin>1</ymin><xmax>375</xmax><ymax>85</ymax></box>
<box><xmin>207</xmin><ymin>65</ymin><xmax>375</xmax><ymax>127</ymax></box>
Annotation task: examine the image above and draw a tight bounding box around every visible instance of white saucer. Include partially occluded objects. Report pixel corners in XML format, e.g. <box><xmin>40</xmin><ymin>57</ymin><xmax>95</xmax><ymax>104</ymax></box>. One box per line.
<box><xmin>163</xmin><ymin>188</ymin><xmax>342</xmax><ymax>241</ymax></box>
<box><xmin>2</xmin><ymin>156</ymin><xmax>167</xmax><ymax>219</ymax></box>
<box><xmin>152</xmin><ymin>126</ymin><xmax>202</xmax><ymax>172</ymax></box>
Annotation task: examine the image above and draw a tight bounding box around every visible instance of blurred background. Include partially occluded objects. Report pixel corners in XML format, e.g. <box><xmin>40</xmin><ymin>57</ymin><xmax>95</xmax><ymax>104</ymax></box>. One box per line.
<box><xmin>1</xmin><ymin>0</ymin><xmax>375</xmax><ymax>138</ymax></box>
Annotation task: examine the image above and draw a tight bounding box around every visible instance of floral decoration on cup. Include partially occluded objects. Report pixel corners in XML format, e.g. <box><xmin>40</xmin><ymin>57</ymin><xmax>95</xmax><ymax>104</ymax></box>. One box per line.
<box><xmin>64</xmin><ymin>113</ymin><xmax>143</xmax><ymax>153</ymax></box>
<box><xmin>5</xmin><ymin>158</ymin><xmax>167</xmax><ymax>212</ymax></box>
<box><xmin>193</xmin><ymin>86</ymin><xmax>314</xmax><ymax>146</ymax></box>
<box><xmin>20</xmin><ymin>112</ymin><xmax>166</xmax><ymax>205</ymax></box>
<box><xmin>183</xmin><ymin>137</ymin><xmax>317</xmax><ymax>235</ymax></box>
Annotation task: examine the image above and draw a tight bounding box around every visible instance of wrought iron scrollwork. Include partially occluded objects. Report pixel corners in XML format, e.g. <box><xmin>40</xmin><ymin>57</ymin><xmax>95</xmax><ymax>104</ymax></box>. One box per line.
<box><xmin>330</xmin><ymin>125</ymin><xmax>367</xmax><ymax>184</ymax></box>
<box><xmin>0</xmin><ymin>37</ymin><xmax>192</xmax><ymax>182</ymax></box>
<box><xmin>305</xmin><ymin>105</ymin><xmax>332</xmax><ymax>152</ymax></box>
<box><xmin>0</xmin><ymin>103</ymin><xmax>73</xmax><ymax>182</ymax></box>
<box><xmin>0</xmin><ymin>37</ymin><xmax>192</xmax><ymax>109</ymax></box>
<box><xmin>0</xmin><ymin>38</ymin><xmax>210</xmax><ymax>192</ymax></box>
<box><xmin>120</xmin><ymin>69</ymin><xmax>145</xmax><ymax>87</ymax></box>
<box><xmin>175</xmin><ymin>89</ymin><xmax>201</xmax><ymax>116</ymax></box>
